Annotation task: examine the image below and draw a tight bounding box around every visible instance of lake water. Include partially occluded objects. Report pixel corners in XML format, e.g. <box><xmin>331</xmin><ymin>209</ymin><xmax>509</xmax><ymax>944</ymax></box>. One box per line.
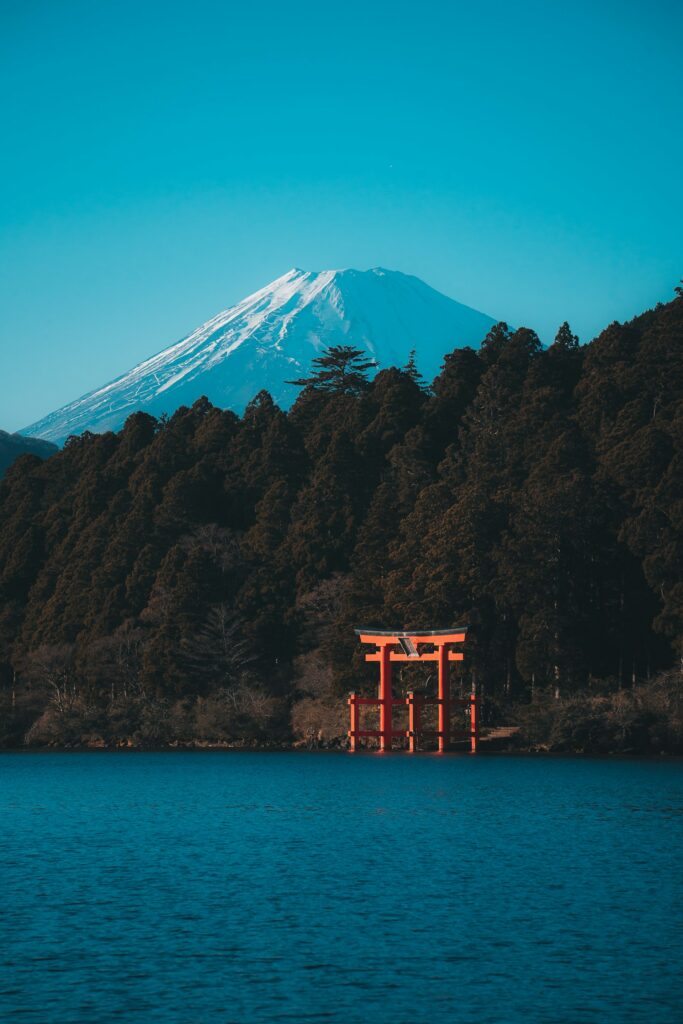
<box><xmin>1</xmin><ymin>753</ymin><xmax>682</xmax><ymax>1024</ymax></box>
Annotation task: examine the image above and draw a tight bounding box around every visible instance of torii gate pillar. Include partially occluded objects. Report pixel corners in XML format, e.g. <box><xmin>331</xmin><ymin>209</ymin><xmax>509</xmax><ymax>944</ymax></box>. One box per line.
<box><xmin>379</xmin><ymin>643</ymin><xmax>393</xmax><ymax>753</ymax></box>
<box><xmin>437</xmin><ymin>642</ymin><xmax>450</xmax><ymax>753</ymax></box>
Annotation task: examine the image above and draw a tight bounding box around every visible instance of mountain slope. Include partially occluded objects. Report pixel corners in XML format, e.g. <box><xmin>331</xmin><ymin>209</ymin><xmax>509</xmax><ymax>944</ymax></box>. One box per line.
<box><xmin>0</xmin><ymin>431</ymin><xmax>57</xmax><ymax>477</ymax></box>
<box><xmin>23</xmin><ymin>267</ymin><xmax>497</xmax><ymax>444</ymax></box>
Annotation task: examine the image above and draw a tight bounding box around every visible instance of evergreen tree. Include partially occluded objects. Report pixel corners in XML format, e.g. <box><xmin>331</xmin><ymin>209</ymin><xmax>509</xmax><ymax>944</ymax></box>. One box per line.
<box><xmin>553</xmin><ymin>321</ymin><xmax>580</xmax><ymax>351</ymax></box>
<box><xmin>288</xmin><ymin>345</ymin><xmax>376</xmax><ymax>394</ymax></box>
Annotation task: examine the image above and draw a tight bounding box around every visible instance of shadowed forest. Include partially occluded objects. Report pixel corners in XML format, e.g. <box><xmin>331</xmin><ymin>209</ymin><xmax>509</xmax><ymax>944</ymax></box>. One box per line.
<box><xmin>1</xmin><ymin>289</ymin><xmax>681</xmax><ymax>753</ymax></box>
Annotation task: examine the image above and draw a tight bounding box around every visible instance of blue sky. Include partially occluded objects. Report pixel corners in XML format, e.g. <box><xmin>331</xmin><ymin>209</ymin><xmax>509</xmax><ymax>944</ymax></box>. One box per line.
<box><xmin>1</xmin><ymin>0</ymin><xmax>681</xmax><ymax>431</ymax></box>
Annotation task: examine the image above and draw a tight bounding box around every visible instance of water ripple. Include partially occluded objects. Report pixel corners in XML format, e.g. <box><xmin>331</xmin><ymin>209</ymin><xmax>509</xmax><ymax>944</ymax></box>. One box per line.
<box><xmin>0</xmin><ymin>753</ymin><xmax>682</xmax><ymax>1023</ymax></box>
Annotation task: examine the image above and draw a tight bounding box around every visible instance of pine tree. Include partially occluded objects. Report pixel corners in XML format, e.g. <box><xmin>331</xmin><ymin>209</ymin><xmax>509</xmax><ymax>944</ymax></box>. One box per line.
<box><xmin>288</xmin><ymin>345</ymin><xmax>376</xmax><ymax>394</ymax></box>
<box><xmin>552</xmin><ymin>321</ymin><xmax>580</xmax><ymax>351</ymax></box>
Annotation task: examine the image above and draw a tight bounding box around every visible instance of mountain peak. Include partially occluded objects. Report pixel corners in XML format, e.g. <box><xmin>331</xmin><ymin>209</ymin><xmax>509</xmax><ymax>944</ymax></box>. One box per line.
<box><xmin>23</xmin><ymin>268</ymin><xmax>498</xmax><ymax>444</ymax></box>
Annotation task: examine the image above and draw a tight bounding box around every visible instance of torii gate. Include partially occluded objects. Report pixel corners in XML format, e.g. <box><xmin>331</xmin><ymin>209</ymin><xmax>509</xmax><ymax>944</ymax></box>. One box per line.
<box><xmin>349</xmin><ymin>628</ymin><xmax>477</xmax><ymax>753</ymax></box>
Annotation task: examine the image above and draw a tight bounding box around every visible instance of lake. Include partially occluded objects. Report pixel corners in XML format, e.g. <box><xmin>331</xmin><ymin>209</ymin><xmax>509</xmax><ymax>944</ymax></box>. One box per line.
<box><xmin>1</xmin><ymin>753</ymin><xmax>681</xmax><ymax>1023</ymax></box>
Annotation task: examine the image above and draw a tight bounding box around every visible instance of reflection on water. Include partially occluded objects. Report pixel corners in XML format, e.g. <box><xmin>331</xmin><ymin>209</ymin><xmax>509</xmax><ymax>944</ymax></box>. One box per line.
<box><xmin>1</xmin><ymin>753</ymin><xmax>682</xmax><ymax>1023</ymax></box>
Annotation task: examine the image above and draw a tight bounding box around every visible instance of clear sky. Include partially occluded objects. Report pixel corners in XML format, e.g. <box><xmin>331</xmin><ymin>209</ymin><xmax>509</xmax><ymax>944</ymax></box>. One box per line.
<box><xmin>1</xmin><ymin>0</ymin><xmax>681</xmax><ymax>431</ymax></box>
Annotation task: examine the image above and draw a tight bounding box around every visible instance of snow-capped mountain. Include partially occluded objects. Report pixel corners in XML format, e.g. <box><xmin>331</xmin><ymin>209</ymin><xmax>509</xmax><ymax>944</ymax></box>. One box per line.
<box><xmin>22</xmin><ymin>268</ymin><xmax>497</xmax><ymax>444</ymax></box>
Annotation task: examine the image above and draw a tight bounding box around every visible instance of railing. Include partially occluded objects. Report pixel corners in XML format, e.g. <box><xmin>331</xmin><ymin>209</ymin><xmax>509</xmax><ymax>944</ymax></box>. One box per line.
<box><xmin>348</xmin><ymin>691</ymin><xmax>478</xmax><ymax>753</ymax></box>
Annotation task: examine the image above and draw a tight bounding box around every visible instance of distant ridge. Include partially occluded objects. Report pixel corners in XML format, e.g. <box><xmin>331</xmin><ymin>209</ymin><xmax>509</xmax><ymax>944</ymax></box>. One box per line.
<box><xmin>23</xmin><ymin>268</ymin><xmax>498</xmax><ymax>444</ymax></box>
<box><xmin>0</xmin><ymin>430</ymin><xmax>57</xmax><ymax>477</ymax></box>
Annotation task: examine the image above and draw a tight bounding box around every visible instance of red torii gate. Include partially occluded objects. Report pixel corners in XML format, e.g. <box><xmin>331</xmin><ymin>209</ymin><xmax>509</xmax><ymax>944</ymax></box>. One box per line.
<box><xmin>349</xmin><ymin>628</ymin><xmax>477</xmax><ymax>753</ymax></box>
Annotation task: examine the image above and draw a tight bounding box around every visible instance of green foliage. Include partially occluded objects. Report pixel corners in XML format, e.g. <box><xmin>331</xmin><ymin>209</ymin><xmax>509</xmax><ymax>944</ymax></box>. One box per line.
<box><xmin>514</xmin><ymin>672</ymin><xmax>683</xmax><ymax>754</ymax></box>
<box><xmin>287</xmin><ymin>344</ymin><xmax>376</xmax><ymax>394</ymax></box>
<box><xmin>552</xmin><ymin>321</ymin><xmax>580</xmax><ymax>351</ymax></box>
<box><xmin>0</xmin><ymin>302</ymin><xmax>681</xmax><ymax>749</ymax></box>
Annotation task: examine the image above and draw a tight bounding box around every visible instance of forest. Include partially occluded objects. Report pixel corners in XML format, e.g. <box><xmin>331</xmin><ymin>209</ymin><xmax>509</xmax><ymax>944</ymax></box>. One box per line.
<box><xmin>0</xmin><ymin>288</ymin><xmax>681</xmax><ymax>753</ymax></box>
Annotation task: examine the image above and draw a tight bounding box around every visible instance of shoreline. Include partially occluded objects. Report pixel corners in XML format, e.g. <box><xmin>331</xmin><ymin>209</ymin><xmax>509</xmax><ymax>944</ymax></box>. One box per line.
<box><xmin>1</xmin><ymin>743</ymin><xmax>680</xmax><ymax>760</ymax></box>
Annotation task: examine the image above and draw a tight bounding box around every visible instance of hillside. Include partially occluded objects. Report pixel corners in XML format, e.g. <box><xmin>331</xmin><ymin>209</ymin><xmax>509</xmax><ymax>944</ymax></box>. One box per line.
<box><xmin>1</xmin><ymin>291</ymin><xmax>681</xmax><ymax>751</ymax></box>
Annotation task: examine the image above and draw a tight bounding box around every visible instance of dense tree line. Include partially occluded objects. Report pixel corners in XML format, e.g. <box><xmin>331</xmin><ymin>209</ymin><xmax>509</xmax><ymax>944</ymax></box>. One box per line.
<box><xmin>0</xmin><ymin>289</ymin><xmax>681</xmax><ymax>749</ymax></box>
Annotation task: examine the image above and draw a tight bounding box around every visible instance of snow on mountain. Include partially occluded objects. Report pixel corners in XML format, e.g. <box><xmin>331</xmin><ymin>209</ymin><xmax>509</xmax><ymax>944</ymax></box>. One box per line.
<box><xmin>22</xmin><ymin>268</ymin><xmax>498</xmax><ymax>445</ymax></box>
